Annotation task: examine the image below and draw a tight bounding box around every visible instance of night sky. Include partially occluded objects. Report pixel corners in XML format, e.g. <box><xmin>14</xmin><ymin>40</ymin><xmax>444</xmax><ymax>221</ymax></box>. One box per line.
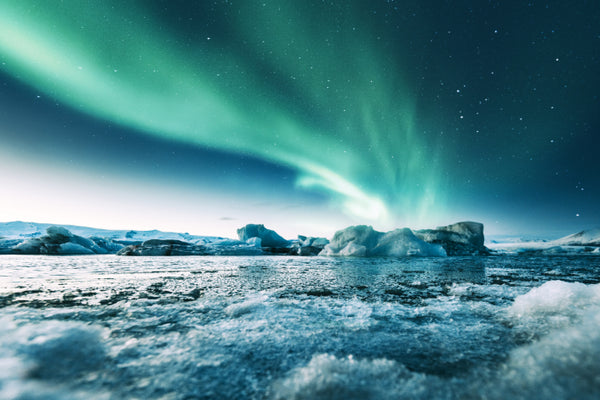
<box><xmin>1</xmin><ymin>1</ymin><xmax>598</xmax><ymax>238</ymax></box>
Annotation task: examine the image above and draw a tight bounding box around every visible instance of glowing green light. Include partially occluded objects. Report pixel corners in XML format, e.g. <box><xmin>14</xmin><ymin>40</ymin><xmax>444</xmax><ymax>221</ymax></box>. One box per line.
<box><xmin>0</xmin><ymin>1</ymin><xmax>445</xmax><ymax>227</ymax></box>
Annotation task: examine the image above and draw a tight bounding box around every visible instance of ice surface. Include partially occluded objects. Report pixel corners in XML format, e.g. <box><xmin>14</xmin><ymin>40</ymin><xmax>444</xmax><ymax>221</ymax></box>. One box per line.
<box><xmin>1</xmin><ymin>255</ymin><xmax>600</xmax><ymax>399</ymax></box>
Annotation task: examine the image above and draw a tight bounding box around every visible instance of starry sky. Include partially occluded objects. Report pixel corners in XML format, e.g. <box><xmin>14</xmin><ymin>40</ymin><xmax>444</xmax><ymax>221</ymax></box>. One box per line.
<box><xmin>0</xmin><ymin>0</ymin><xmax>598</xmax><ymax>239</ymax></box>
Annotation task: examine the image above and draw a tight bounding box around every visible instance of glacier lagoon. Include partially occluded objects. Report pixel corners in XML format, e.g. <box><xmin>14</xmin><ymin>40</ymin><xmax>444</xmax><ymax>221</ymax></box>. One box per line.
<box><xmin>1</xmin><ymin>255</ymin><xmax>599</xmax><ymax>399</ymax></box>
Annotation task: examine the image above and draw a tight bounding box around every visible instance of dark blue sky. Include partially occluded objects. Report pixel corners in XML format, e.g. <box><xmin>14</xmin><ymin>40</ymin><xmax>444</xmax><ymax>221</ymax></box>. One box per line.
<box><xmin>0</xmin><ymin>1</ymin><xmax>598</xmax><ymax>238</ymax></box>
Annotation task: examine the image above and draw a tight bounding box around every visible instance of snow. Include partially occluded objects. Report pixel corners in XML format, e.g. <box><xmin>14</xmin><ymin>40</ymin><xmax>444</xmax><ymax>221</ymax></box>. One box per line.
<box><xmin>507</xmin><ymin>280</ymin><xmax>600</xmax><ymax>324</ymax></box>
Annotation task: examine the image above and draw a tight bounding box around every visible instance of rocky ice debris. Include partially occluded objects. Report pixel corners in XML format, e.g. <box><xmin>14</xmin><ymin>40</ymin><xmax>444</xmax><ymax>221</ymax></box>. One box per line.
<box><xmin>319</xmin><ymin>226</ymin><xmax>447</xmax><ymax>257</ymax></box>
<box><xmin>117</xmin><ymin>239</ymin><xmax>208</xmax><ymax>256</ymax></box>
<box><xmin>117</xmin><ymin>238</ymin><xmax>265</xmax><ymax>256</ymax></box>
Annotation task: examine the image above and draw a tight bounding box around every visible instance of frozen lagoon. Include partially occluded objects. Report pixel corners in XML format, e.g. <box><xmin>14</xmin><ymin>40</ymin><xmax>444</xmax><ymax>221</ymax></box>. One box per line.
<box><xmin>1</xmin><ymin>255</ymin><xmax>599</xmax><ymax>399</ymax></box>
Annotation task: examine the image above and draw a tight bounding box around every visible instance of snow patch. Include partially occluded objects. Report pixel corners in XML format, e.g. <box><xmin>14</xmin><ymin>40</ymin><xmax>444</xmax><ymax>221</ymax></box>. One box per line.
<box><xmin>270</xmin><ymin>354</ymin><xmax>443</xmax><ymax>400</ymax></box>
<box><xmin>507</xmin><ymin>280</ymin><xmax>600</xmax><ymax>335</ymax></box>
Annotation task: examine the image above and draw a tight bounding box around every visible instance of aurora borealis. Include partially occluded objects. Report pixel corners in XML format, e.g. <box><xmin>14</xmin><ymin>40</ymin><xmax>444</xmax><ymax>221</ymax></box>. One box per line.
<box><xmin>1</xmin><ymin>1</ymin><xmax>598</xmax><ymax>238</ymax></box>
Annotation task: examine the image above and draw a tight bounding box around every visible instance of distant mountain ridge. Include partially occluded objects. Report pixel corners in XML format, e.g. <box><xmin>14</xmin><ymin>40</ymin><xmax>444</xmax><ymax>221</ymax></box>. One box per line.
<box><xmin>487</xmin><ymin>227</ymin><xmax>600</xmax><ymax>255</ymax></box>
<box><xmin>0</xmin><ymin>221</ymin><xmax>219</xmax><ymax>242</ymax></box>
<box><xmin>551</xmin><ymin>228</ymin><xmax>600</xmax><ymax>246</ymax></box>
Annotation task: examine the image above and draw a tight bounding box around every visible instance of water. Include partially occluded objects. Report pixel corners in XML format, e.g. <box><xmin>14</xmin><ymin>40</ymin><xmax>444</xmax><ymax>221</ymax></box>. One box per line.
<box><xmin>1</xmin><ymin>255</ymin><xmax>599</xmax><ymax>399</ymax></box>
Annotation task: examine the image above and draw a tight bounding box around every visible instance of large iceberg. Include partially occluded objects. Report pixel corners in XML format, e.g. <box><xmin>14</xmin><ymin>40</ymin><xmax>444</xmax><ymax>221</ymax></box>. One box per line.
<box><xmin>414</xmin><ymin>221</ymin><xmax>489</xmax><ymax>256</ymax></box>
<box><xmin>319</xmin><ymin>225</ymin><xmax>447</xmax><ymax>257</ymax></box>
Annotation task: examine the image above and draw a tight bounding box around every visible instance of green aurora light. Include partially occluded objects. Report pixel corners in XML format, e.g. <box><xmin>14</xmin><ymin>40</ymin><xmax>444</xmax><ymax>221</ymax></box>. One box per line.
<box><xmin>0</xmin><ymin>1</ymin><xmax>445</xmax><ymax>227</ymax></box>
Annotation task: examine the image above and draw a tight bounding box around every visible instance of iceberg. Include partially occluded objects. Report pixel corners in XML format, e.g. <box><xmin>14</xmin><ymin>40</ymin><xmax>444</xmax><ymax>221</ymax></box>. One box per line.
<box><xmin>236</xmin><ymin>224</ymin><xmax>289</xmax><ymax>248</ymax></box>
<box><xmin>236</xmin><ymin>224</ymin><xmax>296</xmax><ymax>254</ymax></box>
<box><xmin>414</xmin><ymin>221</ymin><xmax>489</xmax><ymax>256</ymax></box>
<box><xmin>295</xmin><ymin>235</ymin><xmax>330</xmax><ymax>256</ymax></box>
<box><xmin>320</xmin><ymin>225</ymin><xmax>447</xmax><ymax>257</ymax></box>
